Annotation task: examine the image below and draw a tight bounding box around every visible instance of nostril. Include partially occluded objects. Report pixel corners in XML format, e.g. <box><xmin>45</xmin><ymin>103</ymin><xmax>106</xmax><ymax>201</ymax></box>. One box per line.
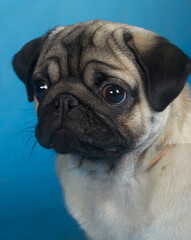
<box><xmin>69</xmin><ymin>97</ymin><xmax>79</xmax><ymax>107</ymax></box>
<box><xmin>54</xmin><ymin>94</ymin><xmax>79</xmax><ymax>115</ymax></box>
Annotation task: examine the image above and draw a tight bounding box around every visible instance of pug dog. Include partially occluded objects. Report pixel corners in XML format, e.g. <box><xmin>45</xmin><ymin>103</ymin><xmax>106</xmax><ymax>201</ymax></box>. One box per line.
<box><xmin>12</xmin><ymin>20</ymin><xmax>191</xmax><ymax>240</ymax></box>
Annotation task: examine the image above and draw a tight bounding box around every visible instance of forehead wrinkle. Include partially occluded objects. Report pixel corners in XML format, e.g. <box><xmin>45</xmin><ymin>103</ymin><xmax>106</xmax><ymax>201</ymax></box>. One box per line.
<box><xmin>38</xmin><ymin>21</ymin><xmax>142</xmax><ymax>89</ymax></box>
<box><xmin>59</xmin><ymin>21</ymin><xmax>116</xmax><ymax>69</ymax></box>
<box><xmin>47</xmin><ymin>58</ymin><xmax>61</xmax><ymax>83</ymax></box>
<box><xmin>61</xmin><ymin>27</ymin><xmax>92</xmax><ymax>79</ymax></box>
<box><xmin>82</xmin><ymin>59</ymin><xmax>123</xmax><ymax>84</ymax></box>
<box><xmin>60</xmin><ymin>22</ymin><xmax>108</xmax><ymax>79</ymax></box>
<box><xmin>91</xmin><ymin>22</ymin><xmax>119</xmax><ymax>47</ymax></box>
<box><xmin>80</xmin><ymin>45</ymin><xmax>121</xmax><ymax>72</ymax></box>
<box><xmin>82</xmin><ymin>60</ymin><xmax>138</xmax><ymax>91</ymax></box>
<box><xmin>40</xmin><ymin>26</ymin><xmax>65</xmax><ymax>58</ymax></box>
<box><xmin>80</xmin><ymin>45</ymin><xmax>139</xmax><ymax>85</ymax></box>
<box><xmin>39</xmin><ymin>24</ymin><xmax>86</xmax><ymax>64</ymax></box>
<box><xmin>60</xmin><ymin>21</ymin><xmax>94</xmax><ymax>48</ymax></box>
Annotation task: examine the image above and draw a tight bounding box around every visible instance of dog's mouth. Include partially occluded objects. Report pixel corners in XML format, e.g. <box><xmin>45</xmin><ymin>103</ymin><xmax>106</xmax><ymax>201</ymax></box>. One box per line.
<box><xmin>35</xmin><ymin>102</ymin><xmax>132</xmax><ymax>159</ymax></box>
<box><xmin>36</xmin><ymin>123</ymin><xmax>129</xmax><ymax>159</ymax></box>
<box><xmin>46</xmin><ymin>128</ymin><xmax>128</xmax><ymax>159</ymax></box>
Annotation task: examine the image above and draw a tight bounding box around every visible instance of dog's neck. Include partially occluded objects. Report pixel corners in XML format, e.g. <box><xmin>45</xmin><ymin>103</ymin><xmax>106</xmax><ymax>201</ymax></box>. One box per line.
<box><xmin>135</xmin><ymin>84</ymin><xmax>191</xmax><ymax>176</ymax></box>
<box><xmin>135</xmin><ymin>144</ymin><xmax>175</xmax><ymax>175</ymax></box>
<box><xmin>157</xmin><ymin>84</ymin><xmax>191</xmax><ymax>146</ymax></box>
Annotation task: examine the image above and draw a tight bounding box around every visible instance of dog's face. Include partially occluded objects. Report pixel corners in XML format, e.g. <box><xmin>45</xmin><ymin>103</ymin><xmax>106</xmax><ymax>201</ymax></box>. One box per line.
<box><xmin>13</xmin><ymin>20</ymin><xmax>191</xmax><ymax>163</ymax></box>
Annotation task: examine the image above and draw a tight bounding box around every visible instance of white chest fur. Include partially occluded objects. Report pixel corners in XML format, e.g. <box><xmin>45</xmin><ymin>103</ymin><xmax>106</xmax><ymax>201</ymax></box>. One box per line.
<box><xmin>57</xmin><ymin>144</ymin><xmax>191</xmax><ymax>240</ymax></box>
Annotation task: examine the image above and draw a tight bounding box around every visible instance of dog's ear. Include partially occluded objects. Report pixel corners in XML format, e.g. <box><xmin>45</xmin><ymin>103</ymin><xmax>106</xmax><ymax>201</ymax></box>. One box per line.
<box><xmin>124</xmin><ymin>31</ymin><xmax>191</xmax><ymax>111</ymax></box>
<box><xmin>12</xmin><ymin>37</ymin><xmax>43</xmax><ymax>102</ymax></box>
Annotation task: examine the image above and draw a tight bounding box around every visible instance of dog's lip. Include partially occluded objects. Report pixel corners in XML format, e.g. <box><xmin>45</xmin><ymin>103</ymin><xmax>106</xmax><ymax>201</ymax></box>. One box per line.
<box><xmin>78</xmin><ymin>138</ymin><xmax>119</xmax><ymax>152</ymax></box>
<box><xmin>48</xmin><ymin>127</ymin><xmax>123</xmax><ymax>155</ymax></box>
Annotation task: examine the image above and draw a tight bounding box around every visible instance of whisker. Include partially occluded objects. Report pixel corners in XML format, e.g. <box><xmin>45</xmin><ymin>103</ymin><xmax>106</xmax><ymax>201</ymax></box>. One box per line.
<box><xmin>14</xmin><ymin>126</ymin><xmax>36</xmax><ymax>139</ymax></box>
<box><xmin>23</xmin><ymin>133</ymin><xmax>36</xmax><ymax>154</ymax></box>
<box><xmin>13</xmin><ymin>123</ymin><xmax>37</xmax><ymax>158</ymax></box>
<box><xmin>30</xmin><ymin>139</ymin><xmax>39</xmax><ymax>156</ymax></box>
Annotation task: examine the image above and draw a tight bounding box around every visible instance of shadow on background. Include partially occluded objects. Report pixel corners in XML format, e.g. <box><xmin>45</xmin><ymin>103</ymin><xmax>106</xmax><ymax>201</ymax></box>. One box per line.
<box><xmin>0</xmin><ymin>0</ymin><xmax>191</xmax><ymax>239</ymax></box>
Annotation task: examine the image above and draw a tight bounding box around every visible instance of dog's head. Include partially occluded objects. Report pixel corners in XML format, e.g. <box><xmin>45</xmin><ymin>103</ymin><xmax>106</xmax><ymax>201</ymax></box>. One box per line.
<box><xmin>12</xmin><ymin>20</ymin><xmax>191</xmax><ymax>162</ymax></box>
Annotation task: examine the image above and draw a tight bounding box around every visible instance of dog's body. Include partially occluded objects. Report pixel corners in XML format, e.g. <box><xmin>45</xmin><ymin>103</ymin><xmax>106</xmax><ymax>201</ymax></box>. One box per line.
<box><xmin>12</xmin><ymin>20</ymin><xmax>191</xmax><ymax>239</ymax></box>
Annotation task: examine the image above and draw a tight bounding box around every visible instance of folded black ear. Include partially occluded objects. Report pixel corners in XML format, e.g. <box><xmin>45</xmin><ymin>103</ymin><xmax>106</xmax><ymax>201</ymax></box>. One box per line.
<box><xmin>12</xmin><ymin>37</ymin><xmax>43</xmax><ymax>101</ymax></box>
<box><xmin>124</xmin><ymin>32</ymin><xmax>191</xmax><ymax>111</ymax></box>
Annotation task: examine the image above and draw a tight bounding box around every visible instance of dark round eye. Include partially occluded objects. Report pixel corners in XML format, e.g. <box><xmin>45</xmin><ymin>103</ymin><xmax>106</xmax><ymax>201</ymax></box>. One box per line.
<box><xmin>102</xmin><ymin>84</ymin><xmax>127</xmax><ymax>105</ymax></box>
<box><xmin>34</xmin><ymin>80</ymin><xmax>48</xmax><ymax>99</ymax></box>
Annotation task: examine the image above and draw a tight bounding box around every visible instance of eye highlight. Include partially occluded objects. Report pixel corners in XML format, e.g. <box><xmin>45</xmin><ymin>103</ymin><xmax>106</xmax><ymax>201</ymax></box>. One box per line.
<box><xmin>33</xmin><ymin>79</ymin><xmax>49</xmax><ymax>100</ymax></box>
<box><xmin>101</xmin><ymin>84</ymin><xmax>127</xmax><ymax>105</ymax></box>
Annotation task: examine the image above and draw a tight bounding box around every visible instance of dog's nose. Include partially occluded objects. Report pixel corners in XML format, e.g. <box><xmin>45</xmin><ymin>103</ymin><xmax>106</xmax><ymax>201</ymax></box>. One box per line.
<box><xmin>54</xmin><ymin>94</ymin><xmax>79</xmax><ymax>115</ymax></box>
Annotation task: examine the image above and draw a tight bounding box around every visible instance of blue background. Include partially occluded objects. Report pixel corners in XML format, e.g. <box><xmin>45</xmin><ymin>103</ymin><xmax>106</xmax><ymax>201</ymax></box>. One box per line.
<box><xmin>1</xmin><ymin>0</ymin><xmax>191</xmax><ymax>239</ymax></box>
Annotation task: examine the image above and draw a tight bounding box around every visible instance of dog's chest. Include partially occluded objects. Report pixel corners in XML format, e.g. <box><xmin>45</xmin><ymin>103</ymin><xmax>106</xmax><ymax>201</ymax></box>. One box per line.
<box><xmin>56</xmin><ymin>149</ymin><xmax>191</xmax><ymax>240</ymax></box>
<box><xmin>57</xmin><ymin>157</ymin><xmax>156</xmax><ymax>239</ymax></box>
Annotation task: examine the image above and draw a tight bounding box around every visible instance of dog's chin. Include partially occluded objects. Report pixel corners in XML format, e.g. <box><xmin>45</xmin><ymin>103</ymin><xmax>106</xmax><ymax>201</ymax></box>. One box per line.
<box><xmin>38</xmin><ymin>128</ymin><xmax>129</xmax><ymax>160</ymax></box>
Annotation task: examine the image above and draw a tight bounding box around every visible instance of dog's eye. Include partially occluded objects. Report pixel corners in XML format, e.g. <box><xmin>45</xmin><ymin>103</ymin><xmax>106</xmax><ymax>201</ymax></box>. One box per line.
<box><xmin>102</xmin><ymin>84</ymin><xmax>126</xmax><ymax>105</ymax></box>
<box><xmin>34</xmin><ymin>80</ymin><xmax>49</xmax><ymax>99</ymax></box>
